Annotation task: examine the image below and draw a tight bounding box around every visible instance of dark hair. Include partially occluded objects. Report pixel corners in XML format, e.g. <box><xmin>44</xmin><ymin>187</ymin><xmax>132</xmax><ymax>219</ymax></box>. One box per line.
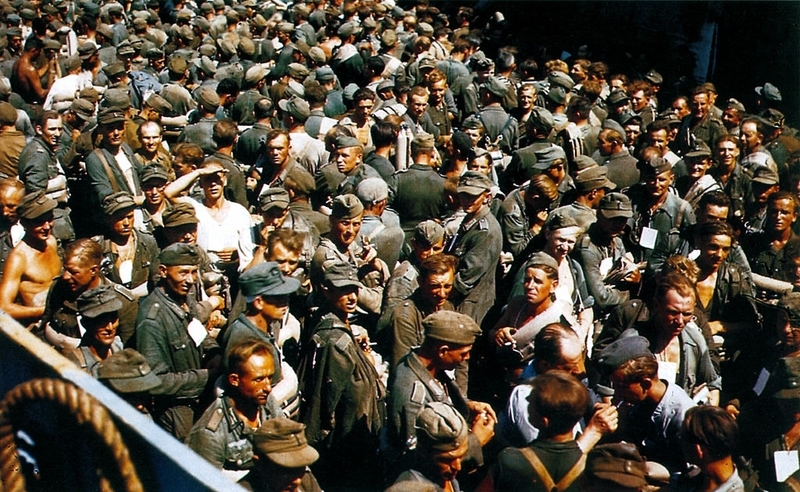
<box><xmin>695</xmin><ymin>220</ymin><xmax>733</xmax><ymax>243</ymax></box>
<box><xmin>216</xmin><ymin>77</ymin><xmax>240</xmax><ymax>96</ymax></box>
<box><xmin>371</xmin><ymin>121</ymin><xmax>396</xmax><ymax>147</ymax></box>
<box><xmin>526</xmin><ymin>371</ymin><xmax>589</xmax><ymax>435</ymax></box>
<box><xmin>267</xmin><ymin>228</ymin><xmax>304</xmax><ymax>255</ymax></box>
<box><xmin>768</xmin><ymin>191</ymin><xmax>800</xmax><ymax>215</ymax></box>
<box><xmin>37</xmin><ymin>110</ymin><xmax>61</xmax><ymax>128</ymax></box>
<box><xmin>418</xmin><ymin>254</ymin><xmax>458</xmax><ymax>280</ymax></box>
<box><xmin>365</xmin><ymin>55</ymin><xmax>385</xmax><ymax>74</ymax></box>
<box><xmin>254</xmin><ymin>98</ymin><xmax>274</xmax><ymax>119</ymax></box>
<box><xmin>227</xmin><ymin>339</ymin><xmax>274</xmax><ymax>375</ymax></box>
<box><xmin>697</xmin><ymin>190</ymin><xmax>731</xmax><ymax>211</ymax></box>
<box><xmin>304</xmin><ymin>83</ymin><xmax>326</xmax><ymax>106</ymax></box>
<box><xmin>614</xmin><ymin>355</ymin><xmax>658</xmax><ymax>384</ymax></box>
<box><xmin>534</xmin><ymin>323</ymin><xmax>581</xmax><ymax>366</ymax></box>
<box><xmin>681</xmin><ymin>405</ymin><xmax>738</xmax><ymax>461</ymax></box>
<box><xmin>353</xmin><ymin>87</ymin><xmax>376</xmax><ymax>103</ymax></box>
<box><xmin>212</xmin><ymin>119</ymin><xmax>238</xmax><ymax>146</ymax></box>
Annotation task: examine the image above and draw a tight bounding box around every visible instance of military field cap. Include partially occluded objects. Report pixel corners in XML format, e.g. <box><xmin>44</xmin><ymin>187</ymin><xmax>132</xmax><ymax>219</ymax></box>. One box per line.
<box><xmin>544</xmin><ymin>208</ymin><xmax>580</xmax><ymax>231</ymax></box>
<box><xmin>778</xmin><ymin>292</ymin><xmax>800</xmax><ymax>325</ymax></box>
<box><xmin>337</xmin><ymin>21</ymin><xmax>360</xmax><ymax>38</ymax></box>
<box><xmin>79</xmin><ymin>86</ymin><xmax>100</xmax><ymax>103</ymax></box>
<box><xmin>756</xmin><ymin>82</ymin><xmax>782</xmax><ymax>102</ymax></box>
<box><xmin>144</xmin><ymin>93</ymin><xmax>173</xmax><ymax>116</ymax></box>
<box><xmin>140</xmin><ymin>163</ymin><xmax>169</xmax><ymax>184</ymax></box>
<box><xmin>480</xmin><ymin>76</ymin><xmax>507</xmax><ymax>98</ymax></box>
<box><xmin>287</xmin><ymin>62</ymin><xmax>309</xmax><ymax>79</ymax></box>
<box><xmin>423</xmin><ymin>310</ymin><xmax>481</xmax><ymax>346</ymax></box>
<box><xmin>43</xmin><ymin>4</ymin><xmax>59</xmax><ymax>14</ymax></box>
<box><xmin>276</xmin><ymin>21</ymin><xmax>294</xmax><ymax>32</ymax></box>
<box><xmin>450</xmin><ymin>131</ymin><xmax>472</xmax><ymax>155</ymax></box>
<box><xmin>315</xmin><ymin>66</ymin><xmax>334</xmax><ymax>82</ymax></box>
<box><xmin>355</xmin><ymin>177</ymin><xmax>388</xmax><ymax>204</ymax></box>
<box><xmin>78</xmin><ymin>284</ymin><xmax>123</xmax><ymax>319</ymax></box>
<box><xmin>751</xmin><ymin>166</ymin><xmax>780</xmax><ymax>186</ymax></box>
<box><xmin>606</xmin><ymin>89</ymin><xmax>629</xmax><ymax>105</ymax></box>
<box><xmin>576</xmin><ymin>164</ymin><xmax>616</xmax><ymax>192</ymax></box>
<box><xmin>198</xmin><ymin>43</ymin><xmax>217</xmax><ymax>58</ymax></box>
<box><xmin>655</xmin><ymin>110</ymin><xmax>682</xmax><ymax>126</ymax></box>
<box><xmin>240</xmin><ymin>261</ymin><xmax>300</xmax><ymax>301</ymax></box>
<box><xmin>644</xmin><ymin>69</ymin><xmax>663</xmax><ymax>86</ymax></box>
<box><xmin>97</xmin><ymin>107</ymin><xmax>126</xmax><ymax>126</ymax></box>
<box><xmin>573</xmin><ymin>154</ymin><xmax>599</xmax><ymax>174</ymax></box>
<box><xmin>293</xmin><ymin>3</ymin><xmax>310</xmax><ymax>16</ymax></box>
<box><xmin>225</xmin><ymin>9</ymin><xmax>239</xmax><ymax>22</ymax></box>
<box><xmin>212</xmin><ymin>0</ymin><xmax>224</xmax><ymax>8</ymax></box>
<box><xmin>772</xmin><ymin>357</ymin><xmax>800</xmax><ymax>399</ymax></box>
<box><xmin>278</xmin><ymin>96</ymin><xmax>310</xmax><ymax>121</ymax></box>
<box><xmin>419</xmin><ymin>57</ymin><xmax>437</xmax><ymax>71</ymax></box>
<box><xmin>117</xmin><ymin>42</ymin><xmax>136</xmax><ymax>58</ymax></box>
<box><xmin>285</xmin><ymin>80</ymin><xmax>305</xmax><ymax>98</ymax></box>
<box><xmin>101</xmin><ymin>88</ymin><xmax>131</xmax><ymax>110</ymax></box>
<box><xmin>726</xmin><ymin>98</ymin><xmax>746</xmax><ymax>113</ymax></box>
<box><xmin>586</xmin><ymin>442</ymin><xmax>648</xmax><ymax>488</ymax></box>
<box><xmin>17</xmin><ymin>191</ymin><xmax>57</xmax><ymax>220</ymax></box>
<box><xmin>193</xmin><ymin>55</ymin><xmax>217</xmax><ymax>77</ymax></box>
<box><xmin>618</xmin><ymin>111</ymin><xmax>642</xmax><ymax>127</ymax></box>
<box><xmin>457</xmin><ymin>170</ymin><xmax>492</xmax><ymax>195</ymax></box>
<box><xmin>377</xmin><ymin>79</ymin><xmax>394</xmax><ymax>92</ymax></box>
<box><xmin>259</xmin><ymin>187</ymin><xmax>290</xmax><ymax>212</ymax></box>
<box><xmin>19</xmin><ymin>8</ymin><xmax>36</xmax><ymax>19</ymax></box>
<box><xmin>416</xmin><ymin>21</ymin><xmax>434</xmax><ymax>36</ymax></box>
<box><xmin>333</xmin><ymin>135</ymin><xmax>362</xmax><ymax>150</ymax></box>
<box><xmin>308</xmin><ymin>46</ymin><xmax>326</xmax><ymax>64</ymax></box>
<box><xmin>330</xmin><ymin>193</ymin><xmax>364</xmax><ymax>219</ymax></box>
<box><xmin>548</xmin><ymin>71</ymin><xmax>575</xmax><ymax>91</ymax></box>
<box><xmin>102</xmin><ymin>62</ymin><xmax>126</xmax><ymax>78</ymax></box>
<box><xmin>78</xmin><ymin>42</ymin><xmax>97</xmax><ymax>59</ymax></box>
<box><xmin>144</xmin><ymin>46</ymin><xmax>164</xmax><ymax>59</ymax></box>
<box><xmin>470</xmin><ymin>51</ymin><xmax>493</xmax><ymax>70</ymax></box>
<box><xmin>200</xmin><ymin>2</ymin><xmax>213</xmax><ymax>13</ymax></box>
<box><xmin>43</xmin><ymin>38</ymin><xmax>62</xmax><ymax>51</ymax></box>
<box><xmin>132</xmin><ymin>17</ymin><xmax>148</xmax><ymax>29</ymax></box>
<box><xmin>547</xmin><ymin>86</ymin><xmax>567</xmax><ymax>105</ymax></box>
<box><xmin>597</xmin><ymin>192</ymin><xmax>633</xmax><ymax>219</ymax></box>
<box><xmin>380</xmin><ymin>28</ymin><xmax>397</xmax><ymax>47</ymax></box>
<box><xmin>414</xmin><ymin>220</ymin><xmax>444</xmax><ymax>246</ymax></box>
<box><xmin>596</xmin><ymin>335</ymin><xmax>653</xmax><ymax>373</ymax></box>
<box><xmin>342</xmin><ymin>83</ymin><xmax>359</xmax><ymax>101</ymax></box>
<box><xmin>525</xmin><ymin>251</ymin><xmax>559</xmax><ymax>272</ymax></box>
<box><xmin>160</xmin><ymin>242</ymin><xmax>200</xmax><ymax>266</ymax></box>
<box><xmin>162</xmin><ymin>201</ymin><xmax>198</xmax><ymax>228</ymax></box>
<box><xmin>639</xmin><ymin>156</ymin><xmax>671</xmax><ymax>176</ymax></box>
<box><xmin>0</xmin><ymin>101</ymin><xmax>17</xmax><ymax>126</ymax></box>
<box><xmin>81</xmin><ymin>1</ymin><xmax>100</xmax><ymax>15</ymax></box>
<box><xmin>532</xmin><ymin>145</ymin><xmax>567</xmax><ymax>170</ymax></box>
<box><xmin>685</xmin><ymin>141</ymin><xmax>712</xmax><ymax>159</ymax></box>
<box><xmin>63</xmin><ymin>54</ymin><xmax>82</xmax><ymax>72</ymax></box>
<box><xmin>292</xmin><ymin>40</ymin><xmax>310</xmax><ymax>57</ymax></box>
<box><xmin>197</xmin><ymin>86</ymin><xmax>220</xmax><ymax>110</ymax></box>
<box><xmin>415</xmin><ymin>402</ymin><xmax>468</xmax><ymax>451</ymax></box>
<box><xmin>5</xmin><ymin>27</ymin><xmax>21</xmax><ymax>38</ymax></box>
<box><xmin>167</xmin><ymin>55</ymin><xmax>188</xmax><ymax>74</ymax></box>
<box><xmin>761</xmin><ymin>108</ymin><xmax>785</xmax><ymax>129</ymax></box>
<box><xmin>245</xmin><ymin>64</ymin><xmax>268</xmax><ymax>85</ymax></box>
<box><xmin>412</xmin><ymin>132</ymin><xmax>435</xmax><ymax>150</ymax></box>
<box><xmin>97</xmin><ymin>348</ymin><xmax>162</xmax><ymax>393</ymax></box>
<box><xmin>251</xmin><ymin>14</ymin><xmax>268</xmax><ymax>29</ymax></box>
<box><xmin>285</xmin><ymin>166</ymin><xmax>316</xmax><ymax>194</ymax></box>
<box><xmin>529</xmin><ymin>107</ymin><xmax>555</xmax><ymax>133</ymax></box>
<box><xmin>252</xmin><ymin>418</ymin><xmax>319</xmax><ymax>467</ymax></box>
<box><xmin>102</xmin><ymin>191</ymin><xmax>136</xmax><ymax>216</ymax></box>
<box><xmin>460</xmin><ymin>116</ymin><xmax>483</xmax><ymax>130</ymax></box>
<box><xmin>323</xmin><ymin>261</ymin><xmax>361</xmax><ymax>288</ymax></box>
<box><xmin>96</xmin><ymin>23</ymin><xmax>114</xmax><ymax>40</ymax></box>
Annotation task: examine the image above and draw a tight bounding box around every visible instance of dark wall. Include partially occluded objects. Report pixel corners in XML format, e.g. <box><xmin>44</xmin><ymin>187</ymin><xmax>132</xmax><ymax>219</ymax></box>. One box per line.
<box><xmin>454</xmin><ymin>1</ymin><xmax>800</xmax><ymax>124</ymax></box>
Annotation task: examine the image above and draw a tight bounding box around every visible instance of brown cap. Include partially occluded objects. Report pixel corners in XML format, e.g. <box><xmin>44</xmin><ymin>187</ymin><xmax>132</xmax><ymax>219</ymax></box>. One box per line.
<box><xmin>639</xmin><ymin>156</ymin><xmax>672</xmax><ymax>176</ymax></box>
<box><xmin>97</xmin><ymin>108</ymin><xmax>126</xmax><ymax>126</ymax></box>
<box><xmin>414</xmin><ymin>220</ymin><xmax>445</xmax><ymax>246</ymax></box>
<box><xmin>456</xmin><ymin>171</ymin><xmax>492</xmax><ymax>195</ymax></box>
<box><xmin>77</xmin><ymin>284</ymin><xmax>123</xmax><ymax>319</ymax></box>
<box><xmin>423</xmin><ymin>310</ymin><xmax>481</xmax><ymax>346</ymax></box>
<box><xmin>162</xmin><ymin>201</ymin><xmax>198</xmax><ymax>228</ymax></box>
<box><xmin>102</xmin><ymin>192</ymin><xmax>136</xmax><ymax>216</ymax></box>
<box><xmin>585</xmin><ymin>442</ymin><xmax>648</xmax><ymax>488</ymax></box>
<box><xmin>159</xmin><ymin>243</ymin><xmax>200</xmax><ymax>266</ymax></box>
<box><xmin>167</xmin><ymin>55</ymin><xmax>188</xmax><ymax>74</ymax></box>
<box><xmin>17</xmin><ymin>191</ymin><xmax>57</xmax><ymax>220</ymax></box>
<box><xmin>97</xmin><ymin>348</ymin><xmax>162</xmax><ymax>393</ymax></box>
<box><xmin>411</xmin><ymin>132</ymin><xmax>435</xmax><ymax>150</ymax></box>
<box><xmin>598</xmin><ymin>192</ymin><xmax>633</xmax><ymax>219</ymax></box>
<box><xmin>140</xmin><ymin>164</ymin><xmax>169</xmax><ymax>184</ymax></box>
<box><xmin>285</xmin><ymin>166</ymin><xmax>315</xmax><ymax>195</ymax></box>
<box><xmin>415</xmin><ymin>402</ymin><xmax>469</xmax><ymax>451</ymax></box>
<box><xmin>0</xmin><ymin>101</ymin><xmax>17</xmax><ymax>126</ymax></box>
<box><xmin>752</xmin><ymin>166</ymin><xmax>780</xmax><ymax>186</ymax></box>
<box><xmin>330</xmin><ymin>194</ymin><xmax>364</xmax><ymax>219</ymax></box>
<box><xmin>196</xmin><ymin>86</ymin><xmax>220</xmax><ymax>110</ymax></box>
<box><xmin>259</xmin><ymin>187</ymin><xmax>290</xmax><ymax>212</ymax></box>
<box><xmin>251</xmin><ymin>418</ymin><xmax>319</xmax><ymax>467</ymax></box>
<box><xmin>278</xmin><ymin>96</ymin><xmax>310</xmax><ymax>121</ymax></box>
<box><xmin>575</xmin><ymin>165</ymin><xmax>616</xmax><ymax>192</ymax></box>
<box><xmin>524</xmin><ymin>251</ymin><xmax>559</xmax><ymax>272</ymax></box>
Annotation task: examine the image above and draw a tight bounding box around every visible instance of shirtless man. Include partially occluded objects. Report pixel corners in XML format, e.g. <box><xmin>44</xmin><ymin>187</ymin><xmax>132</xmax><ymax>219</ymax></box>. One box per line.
<box><xmin>0</xmin><ymin>191</ymin><xmax>62</xmax><ymax>325</ymax></box>
<box><xmin>11</xmin><ymin>37</ymin><xmax>50</xmax><ymax>106</ymax></box>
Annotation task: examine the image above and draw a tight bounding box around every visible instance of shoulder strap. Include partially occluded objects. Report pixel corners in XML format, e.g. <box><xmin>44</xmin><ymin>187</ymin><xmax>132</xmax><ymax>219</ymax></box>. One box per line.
<box><xmin>92</xmin><ymin>149</ymin><xmax>120</xmax><ymax>193</ymax></box>
<box><xmin>518</xmin><ymin>446</ymin><xmax>587</xmax><ymax>492</ymax></box>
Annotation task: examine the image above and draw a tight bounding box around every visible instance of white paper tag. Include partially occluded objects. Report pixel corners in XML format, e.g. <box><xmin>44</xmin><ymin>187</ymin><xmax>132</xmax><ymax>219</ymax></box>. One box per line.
<box><xmin>754</xmin><ymin>368</ymin><xmax>771</xmax><ymax>396</ymax></box>
<box><xmin>77</xmin><ymin>315</ymin><xmax>86</xmax><ymax>337</ymax></box>
<box><xmin>775</xmin><ymin>450</ymin><xmax>799</xmax><ymax>482</ymax></box>
<box><xmin>118</xmin><ymin>260</ymin><xmax>133</xmax><ymax>285</ymax></box>
<box><xmin>599</xmin><ymin>257</ymin><xmax>613</xmax><ymax>278</ymax></box>
<box><xmin>657</xmin><ymin>361</ymin><xmax>678</xmax><ymax>385</ymax></box>
<box><xmin>187</xmin><ymin>318</ymin><xmax>207</xmax><ymax>347</ymax></box>
<box><xmin>687</xmin><ymin>249</ymin><xmax>701</xmax><ymax>261</ymax></box>
<box><xmin>639</xmin><ymin>226</ymin><xmax>658</xmax><ymax>249</ymax></box>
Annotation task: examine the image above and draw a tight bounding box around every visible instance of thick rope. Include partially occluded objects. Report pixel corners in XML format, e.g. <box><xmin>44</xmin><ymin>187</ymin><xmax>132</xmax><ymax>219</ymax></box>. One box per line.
<box><xmin>0</xmin><ymin>378</ymin><xmax>144</xmax><ymax>492</ymax></box>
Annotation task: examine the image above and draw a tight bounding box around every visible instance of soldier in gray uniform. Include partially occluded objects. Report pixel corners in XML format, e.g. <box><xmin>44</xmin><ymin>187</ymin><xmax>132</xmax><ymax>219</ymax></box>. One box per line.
<box><xmin>477</xmin><ymin>76</ymin><xmax>519</xmax><ymax>156</ymax></box>
<box><xmin>386</xmin><ymin>310</ymin><xmax>495</xmax><ymax>477</ymax></box>
<box><xmin>500</xmin><ymin>107</ymin><xmax>557</xmax><ymax>193</ymax></box>
<box><xmin>134</xmin><ymin>243</ymin><xmax>222</xmax><ymax>442</ymax></box>
<box><xmin>354</xmin><ymin>177</ymin><xmax>404</xmax><ymax>269</ymax></box>
<box><xmin>176</xmin><ymin>86</ymin><xmax>220</xmax><ymax>155</ymax></box>
<box><xmin>388</xmin><ymin>133</ymin><xmax>447</xmax><ymax>237</ymax></box>
<box><xmin>446</xmin><ymin>171</ymin><xmax>502</xmax><ymax>325</ymax></box>
<box><xmin>67</xmin><ymin>285</ymin><xmax>125</xmax><ymax>374</ymax></box>
<box><xmin>314</xmin><ymin>135</ymin><xmax>381</xmax><ymax>208</ymax></box>
<box><xmin>187</xmin><ymin>339</ymin><xmax>282</xmax><ymax>480</ymax></box>
<box><xmin>676</xmin><ymin>86</ymin><xmax>727</xmax><ymax>156</ymax></box>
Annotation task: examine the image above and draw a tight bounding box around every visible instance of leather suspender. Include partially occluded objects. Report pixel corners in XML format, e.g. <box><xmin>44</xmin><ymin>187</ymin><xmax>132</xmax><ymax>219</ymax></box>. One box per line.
<box><xmin>518</xmin><ymin>446</ymin><xmax>587</xmax><ymax>492</ymax></box>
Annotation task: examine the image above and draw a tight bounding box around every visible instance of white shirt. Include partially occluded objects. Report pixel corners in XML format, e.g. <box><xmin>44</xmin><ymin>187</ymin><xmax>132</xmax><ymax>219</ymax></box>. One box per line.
<box><xmin>188</xmin><ymin>199</ymin><xmax>255</xmax><ymax>272</ymax></box>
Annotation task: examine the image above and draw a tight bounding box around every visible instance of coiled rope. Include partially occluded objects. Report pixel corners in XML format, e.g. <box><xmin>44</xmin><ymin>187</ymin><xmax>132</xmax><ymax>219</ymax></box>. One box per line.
<box><xmin>0</xmin><ymin>378</ymin><xmax>143</xmax><ymax>492</ymax></box>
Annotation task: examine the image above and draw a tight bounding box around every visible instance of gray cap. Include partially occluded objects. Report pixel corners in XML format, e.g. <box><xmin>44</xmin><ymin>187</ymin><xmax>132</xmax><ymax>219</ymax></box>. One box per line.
<box><xmin>457</xmin><ymin>171</ymin><xmax>492</xmax><ymax>195</ymax></box>
<box><xmin>607</xmin><ymin>89</ymin><xmax>629</xmax><ymax>105</ymax></box>
<box><xmin>524</xmin><ymin>251</ymin><xmax>559</xmax><ymax>272</ymax></box>
<box><xmin>639</xmin><ymin>156</ymin><xmax>672</xmax><ymax>176</ymax></box>
<box><xmin>278</xmin><ymin>96</ymin><xmax>310</xmax><ymax>121</ymax></box>
<box><xmin>333</xmin><ymin>135</ymin><xmax>362</xmax><ymax>150</ymax></box>
<box><xmin>259</xmin><ymin>187</ymin><xmax>290</xmax><ymax>212</ymax></box>
<box><xmin>422</xmin><ymin>310</ymin><xmax>482</xmax><ymax>346</ymax></box>
<box><xmin>596</xmin><ymin>335</ymin><xmax>653</xmax><ymax>373</ymax></box>
<box><xmin>529</xmin><ymin>107</ymin><xmax>555</xmax><ymax>134</ymax></box>
<box><xmin>251</xmin><ymin>418</ymin><xmax>319</xmax><ymax>467</ymax></box>
<box><xmin>480</xmin><ymin>77</ymin><xmax>508</xmax><ymax>99</ymax></box>
<box><xmin>159</xmin><ymin>243</ymin><xmax>200</xmax><ymax>266</ymax></box>
<box><xmin>545</xmin><ymin>209</ymin><xmax>581</xmax><ymax>230</ymax></box>
<box><xmin>598</xmin><ymin>192</ymin><xmax>633</xmax><ymax>219</ymax></box>
<box><xmin>756</xmin><ymin>82</ymin><xmax>782</xmax><ymax>102</ymax></box>
<box><xmin>415</xmin><ymin>402</ymin><xmax>469</xmax><ymax>451</ymax></box>
<box><xmin>77</xmin><ymin>284</ymin><xmax>123</xmax><ymax>319</ymax></box>
<box><xmin>196</xmin><ymin>86</ymin><xmax>220</xmax><ymax>110</ymax></box>
<box><xmin>411</xmin><ymin>132</ymin><xmax>435</xmax><ymax>150</ymax></box>
<box><xmin>97</xmin><ymin>348</ymin><xmax>162</xmax><ymax>393</ymax></box>
<box><xmin>547</xmin><ymin>86</ymin><xmax>567</xmax><ymax>105</ymax></box>
<box><xmin>355</xmin><ymin>177</ymin><xmax>388</xmax><ymax>204</ymax></box>
<box><xmin>308</xmin><ymin>46</ymin><xmax>326</xmax><ymax>64</ymax></box>
<box><xmin>548</xmin><ymin>71</ymin><xmax>575</xmax><ymax>91</ymax></box>
<box><xmin>414</xmin><ymin>220</ymin><xmax>444</xmax><ymax>246</ymax></box>
<box><xmin>193</xmin><ymin>55</ymin><xmax>218</xmax><ymax>77</ymax></box>
<box><xmin>573</xmin><ymin>154</ymin><xmax>598</xmax><ymax>174</ymax></box>
<box><xmin>532</xmin><ymin>145</ymin><xmax>567</xmax><ymax>170</ymax></box>
<box><xmin>144</xmin><ymin>93</ymin><xmax>173</xmax><ymax>116</ymax></box>
<box><xmin>644</xmin><ymin>70</ymin><xmax>663</xmax><ymax>85</ymax></box>
<box><xmin>322</xmin><ymin>261</ymin><xmax>361</xmax><ymax>288</ymax></box>
<box><xmin>140</xmin><ymin>163</ymin><xmax>169</xmax><ymax>184</ymax></box>
<box><xmin>315</xmin><ymin>66</ymin><xmax>334</xmax><ymax>82</ymax></box>
<box><xmin>287</xmin><ymin>62</ymin><xmax>309</xmax><ymax>78</ymax></box>
<box><xmin>239</xmin><ymin>261</ymin><xmax>300</xmax><ymax>300</ymax></box>
<box><xmin>245</xmin><ymin>64</ymin><xmax>268</xmax><ymax>85</ymax></box>
<box><xmin>102</xmin><ymin>192</ymin><xmax>136</xmax><ymax>216</ymax></box>
<box><xmin>331</xmin><ymin>194</ymin><xmax>364</xmax><ymax>219</ymax></box>
<box><xmin>586</xmin><ymin>442</ymin><xmax>648</xmax><ymax>489</ymax></box>
<box><xmin>772</xmin><ymin>357</ymin><xmax>800</xmax><ymax>399</ymax></box>
<box><xmin>752</xmin><ymin>166</ymin><xmax>780</xmax><ymax>186</ymax></box>
<box><xmin>576</xmin><ymin>165</ymin><xmax>616</xmax><ymax>192</ymax></box>
<box><xmin>685</xmin><ymin>141</ymin><xmax>712</xmax><ymax>159</ymax></box>
<box><xmin>101</xmin><ymin>89</ymin><xmax>131</xmax><ymax>111</ymax></box>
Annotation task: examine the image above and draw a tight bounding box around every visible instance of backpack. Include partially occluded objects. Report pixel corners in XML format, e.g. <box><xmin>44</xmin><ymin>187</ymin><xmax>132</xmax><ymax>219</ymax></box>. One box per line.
<box><xmin>129</xmin><ymin>70</ymin><xmax>163</xmax><ymax>108</ymax></box>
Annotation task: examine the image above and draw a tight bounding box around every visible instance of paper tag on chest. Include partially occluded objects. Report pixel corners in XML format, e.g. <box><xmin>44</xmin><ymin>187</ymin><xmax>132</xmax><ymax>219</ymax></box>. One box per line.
<box><xmin>775</xmin><ymin>450</ymin><xmax>800</xmax><ymax>482</ymax></box>
<box><xmin>657</xmin><ymin>361</ymin><xmax>677</xmax><ymax>385</ymax></box>
<box><xmin>118</xmin><ymin>260</ymin><xmax>133</xmax><ymax>285</ymax></box>
<box><xmin>754</xmin><ymin>368</ymin><xmax>771</xmax><ymax>396</ymax></box>
<box><xmin>599</xmin><ymin>257</ymin><xmax>613</xmax><ymax>278</ymax></box>
<box><xmin>187</xmin><ymin>318</ymin><xmax>207</xmax><ymax>346</ymax></box>
<box><xmin>639</xmin><ymin>227</ymin><xmax>658</xmax><ymax>249</ymax></box>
